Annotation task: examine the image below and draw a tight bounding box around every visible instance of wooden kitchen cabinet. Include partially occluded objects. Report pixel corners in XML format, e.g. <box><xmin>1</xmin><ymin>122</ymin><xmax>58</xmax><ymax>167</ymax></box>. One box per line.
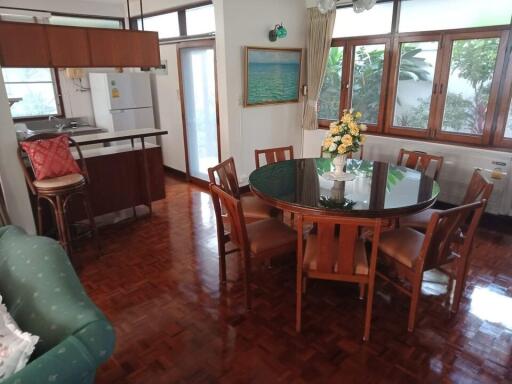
<box><xmin>0</xmin><ymin>22</ymin><xmax>50</xmax><ymax>67</ymax></box>
<box><xmin>46</xmin><ymin>25</ymin><xmax>91</xmax><ymax>67</ymax></box>
<box><xmin>0</xmin><ymin>21</ymin><xmax>160</xmax><ymax>68</ymax></box>
<box><xmin>88</xmin><ymin>29</ymin><xmax>160</xmax><ymax>67</ymax></box>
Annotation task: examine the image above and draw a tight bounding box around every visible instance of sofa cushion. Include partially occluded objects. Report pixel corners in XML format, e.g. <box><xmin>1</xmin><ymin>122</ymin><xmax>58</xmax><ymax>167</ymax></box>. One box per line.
<box><xmin>0</xmin><ymin>297</ymin><xmax>39</xmax><ymax>381</ymax></box>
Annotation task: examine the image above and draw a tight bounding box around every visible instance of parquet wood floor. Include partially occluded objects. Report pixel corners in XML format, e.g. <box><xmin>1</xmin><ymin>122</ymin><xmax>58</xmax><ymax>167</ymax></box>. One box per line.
<box><xmin>76</xmin><ymin>175</ymin><xmax>512</xmax><ymax>384</ymax></box>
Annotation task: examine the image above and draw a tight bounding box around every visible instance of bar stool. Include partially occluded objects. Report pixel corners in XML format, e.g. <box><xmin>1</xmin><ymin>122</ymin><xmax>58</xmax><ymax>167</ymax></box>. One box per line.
<box><xmin>18</xmin><ymin>133</ymin><xmax>100</xmax><ymax>260</ymax></box>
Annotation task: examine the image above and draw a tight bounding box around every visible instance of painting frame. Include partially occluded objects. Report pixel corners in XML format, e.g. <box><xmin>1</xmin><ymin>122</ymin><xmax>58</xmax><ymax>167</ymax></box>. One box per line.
<box><xmin>244</xmin><ymin>46</ymin><xmax>303</xmax><ymax>107</ymax></box>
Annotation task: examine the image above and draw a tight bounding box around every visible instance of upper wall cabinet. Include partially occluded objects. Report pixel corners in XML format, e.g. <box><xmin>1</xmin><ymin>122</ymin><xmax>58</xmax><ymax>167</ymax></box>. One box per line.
<box><xmin>0</xmin><ymin>22</ymin><xmax>51</xmax><ymax>67</ymax></box>
<box><xmin>88</xmin><ymin>29</ymin><xmax>160</xmax><ymax>67</ymax></box>
<box><xmin>0</xmin><ymin>21</ymin><xmax>160</xmax><ymax>68</ymax></box>
<box><xmin>47</xmin><ymin>25</ymin><xmax>91</xmax><ymax>68</ymax></box>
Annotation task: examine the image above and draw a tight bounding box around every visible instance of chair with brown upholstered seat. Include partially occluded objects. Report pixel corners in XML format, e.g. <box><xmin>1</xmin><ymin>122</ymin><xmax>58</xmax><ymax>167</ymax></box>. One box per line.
<box><xmin>208</xmin><ymin>158</ymin><xmax>279</xmax><ymax>282</ymax></box>
<box><xmin>397</xmin><ymin>148</ymin><xmax>444</xmax><ymax>181</ymax></box>
<box><xmin>376</xmin><ymin>199</ymin><xmax>486</xmax><ymax>332</ymax></box>
<box><xmin>209</xmin><ymin>184</ymin><xmax>297</xmax><ymax>309</ymax></box>
<box><xmin>254</xmin><ymin>145</ymin><xmax>294</xmax><ymax>169</ymax></box>
<box><xmin>18</xmin><ymin>133</ymin><xmax>100</xmax><ymax>260</ymax></box>
<box><xmin>401</xmin><ymin>169</ymin><xmax>493</xmax><ymax>230</ymax></box>
<box><xmin>295</xmin><ymin>214</ymin><xmax>383</xmax><ymax>341</ymax></box>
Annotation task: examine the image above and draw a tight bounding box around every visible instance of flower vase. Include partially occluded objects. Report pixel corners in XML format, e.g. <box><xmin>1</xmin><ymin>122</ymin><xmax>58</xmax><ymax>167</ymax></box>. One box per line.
<box><xmin>332</xmin><ymin>154</ymin><xmax>347</xmax><ymax>177</ymax></box>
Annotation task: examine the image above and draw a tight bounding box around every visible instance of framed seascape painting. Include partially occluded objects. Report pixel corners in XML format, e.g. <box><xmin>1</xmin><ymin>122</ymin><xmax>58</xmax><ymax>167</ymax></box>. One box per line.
<box><xmin>244</xmin><ymin>47</ymin><xmax>302</xmax><ymax>107</ymax></box>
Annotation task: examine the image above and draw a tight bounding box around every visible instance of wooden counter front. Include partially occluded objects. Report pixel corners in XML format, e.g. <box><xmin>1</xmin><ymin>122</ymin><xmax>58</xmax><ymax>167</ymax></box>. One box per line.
<box><xmin>31</xmin><ymin>144</ymin><xmax>166</xmax><ymax>229</ymax></box>
<box><xmin>79</xmin><ymin>145</ymin><xmax>165</xmax><ymax>218</ymax></box>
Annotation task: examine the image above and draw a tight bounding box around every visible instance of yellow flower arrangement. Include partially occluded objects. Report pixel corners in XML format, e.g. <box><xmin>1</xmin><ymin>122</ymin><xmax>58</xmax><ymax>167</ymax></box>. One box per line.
<box><xmin>322</xmin><ymin>110</ymin><xmax>366</xmax><ymax>157</ymax></box>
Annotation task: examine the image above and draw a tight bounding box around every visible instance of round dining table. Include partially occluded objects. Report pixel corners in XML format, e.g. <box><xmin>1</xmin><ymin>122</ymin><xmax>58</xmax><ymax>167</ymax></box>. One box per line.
<box><xmin>249</xmin><ymin>158</ymin><xmax>440</xmax><ymax>218</ymax></box>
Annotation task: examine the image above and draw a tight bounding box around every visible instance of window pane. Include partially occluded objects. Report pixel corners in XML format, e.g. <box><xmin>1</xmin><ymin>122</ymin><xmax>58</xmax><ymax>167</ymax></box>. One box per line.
<box><xmin>441</xmin><ymin>38</ymin><xmax>500</xmax><ymax>135</ymax></box>
<box><xmin>186</xmin><ymin>4</ymin><xmax>216</xmax><ymax>35</ymax></box>
<box><xmin>351</xmin><ymin>44</ymin><xmax>385</xmax><ymax>125</ymax></box>
<box><xmin>393</xmin><ymin>41</ymin><xmax>438</xmax><ymax>129</ymax></box>
<box><xmin>318</xmin><ymin>47</ymin><xmax>343</xmax><ymax>121</ymax></box>
<box><xmin>2</xmin><ymin>68</ymin><xmax>52</xmax><ymax>83</ymax></box>
<box><xmin>6</xmin><ymin>83</ymin><xmax>58</xmax><ymax>118</ymax></box>
<box><xmin>505</xmin><ymin>101</ymin><xmax>512</xmax><ymax>139</ymax></box>
<box><xmin>400</xmin><ymin>0</ymin><xmax>512</xmax><ymax>33</ymax></box>
<box><xmin>138</xmin><ymin>12</ymin><xmax>180</xmax><ymax>39</ymax></box>
<box><xmin>49</xmin><ymin>16</ymin><xmax>122</xmax><ymax>29</ymax></box>
<box><xmin>333</xmin><ymin>2</ymin><xmax>393</xmax><ymax>38</ymax></box>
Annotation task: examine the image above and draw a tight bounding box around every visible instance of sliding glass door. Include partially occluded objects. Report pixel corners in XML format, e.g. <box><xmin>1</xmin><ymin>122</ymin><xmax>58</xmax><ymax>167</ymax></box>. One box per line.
<box><xmin>178</xmin><ymin>40</ymin><xmax>219</xmax><ymax>182</ymax></box>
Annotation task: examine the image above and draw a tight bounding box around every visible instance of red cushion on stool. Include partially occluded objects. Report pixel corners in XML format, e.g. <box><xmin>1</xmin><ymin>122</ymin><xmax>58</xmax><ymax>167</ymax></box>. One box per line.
<box><xmin>21</xmin><ymin>135</ymin><xmax>81</xmax><ymax>181</ymax></box>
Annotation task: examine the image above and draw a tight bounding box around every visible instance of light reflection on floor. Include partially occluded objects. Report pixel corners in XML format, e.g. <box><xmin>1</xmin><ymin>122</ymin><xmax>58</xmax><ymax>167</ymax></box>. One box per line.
<box><xmin>470</xmin><ymin>286</ymin><xmax>512</xmax><ymax>329</ymax></box>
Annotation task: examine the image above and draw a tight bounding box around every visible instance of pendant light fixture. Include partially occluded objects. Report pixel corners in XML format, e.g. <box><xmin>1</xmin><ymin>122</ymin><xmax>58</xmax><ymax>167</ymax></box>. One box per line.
<box><xmin>352</xmin><ymin>0</ymin><xmax>377</xmax><ymax>13</ymax></box>
<box><xmin>317</xmin><ymin>0</ymin><xmax>336</xmax><ymax>14</ymax></box>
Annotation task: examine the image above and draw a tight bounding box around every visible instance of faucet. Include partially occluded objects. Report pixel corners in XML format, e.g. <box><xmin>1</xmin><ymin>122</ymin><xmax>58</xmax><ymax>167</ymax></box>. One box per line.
<box><xmin>49</xmin><ymin>116</ymin><xmax>66</xmax><ymax>132</ymax></box>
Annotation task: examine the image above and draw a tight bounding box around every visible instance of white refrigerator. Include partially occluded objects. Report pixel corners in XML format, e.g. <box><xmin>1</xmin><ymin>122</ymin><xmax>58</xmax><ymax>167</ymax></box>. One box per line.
<box><xmin>89</xmin><ymin>72</ymin><xmax>156</xmax><ymax>144</ymax></box>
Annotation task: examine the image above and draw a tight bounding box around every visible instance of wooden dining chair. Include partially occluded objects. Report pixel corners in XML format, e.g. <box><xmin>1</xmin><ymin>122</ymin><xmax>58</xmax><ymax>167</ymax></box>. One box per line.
<box><xmin>208</xmin><ymin>157</ymin><xmax>278</xmax><ymax>220</ymax></box>
<box><xmin>209</xmin><ymin>184</ymin><xmax>297</xmax><ymax>309</ymax></box>
<box><xmin>401</xmin><ymin>169</ymin><xmax>493</xmax><ymax>231</ymax></box>
<box><xmin>376</xmin><ymin>199</ymin><xmax>486</xmax><ymax>332</ymax></box>
<box><xmin>254</xmin><ymin>145</ymin><xmax>294</xmax><ymax>169</ymax></box>
<box><xmin>296</xmin><ymin>214</ymin><xmax>383</xmax><ymax>341</ymax></box>
<box><xmin>397</xmin><ymin>148</ymin><xmax>444</xmax><ymax>181</ymax></box>
<box><xmin>208</xmin><ymin>157</ymin><xmax>279</xmax><ymax>282</ymax></box>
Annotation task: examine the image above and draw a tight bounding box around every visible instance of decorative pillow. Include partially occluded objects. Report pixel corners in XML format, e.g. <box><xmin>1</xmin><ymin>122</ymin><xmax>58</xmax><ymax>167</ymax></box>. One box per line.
<box><xmin>0</xmin><ymin>296</ymin><xmax>39</xmax><ymax>382</ymax></box>
<box><xmin>21</xmin><ymin>135</ymin><xmax>81</xmax><ymax>181</ymax></box>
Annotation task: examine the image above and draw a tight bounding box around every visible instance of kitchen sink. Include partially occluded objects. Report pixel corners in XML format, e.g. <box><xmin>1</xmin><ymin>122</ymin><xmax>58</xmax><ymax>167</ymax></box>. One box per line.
<box><xmin>16</xmin><ymin>117</ymin><xmax>106</xmax><ymax>140</ymax></box>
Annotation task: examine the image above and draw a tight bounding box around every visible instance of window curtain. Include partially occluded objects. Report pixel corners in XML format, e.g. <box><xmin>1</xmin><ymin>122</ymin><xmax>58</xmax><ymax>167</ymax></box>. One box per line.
<box><xmin>0</xmin><ymin>180</ymin><xmax>9</xmax><ymax>226</ymax></box>
<box><xmin>303</xmin><ymin>7</ymin><xmax>336</xmax><ymax>131</ymax></box>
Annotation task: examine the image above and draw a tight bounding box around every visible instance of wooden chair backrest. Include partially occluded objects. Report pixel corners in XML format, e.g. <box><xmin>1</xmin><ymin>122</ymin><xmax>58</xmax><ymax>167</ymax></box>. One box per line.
<box><xmin>462</xmin><ymin>169</ymin><xmax>493</xmax><ymax>204</ymax></box>
<box><xmin>0</xmin><ymin>181</ymin><xmax>9</xmax><ymax>226</ymax></box>
<box><xmin>421</xmin><ymin>200</ymin><xmax>485</xmax><ymax>270</ymax></box>
<box><xmin>209</xmin><ymin>184</ymin><xmax>249</xmax><ymax>252</ymax></box>
<box><xmin>297</xmin><ymin>214</ymin><xmax>382</xmax><ymax>279</ymax></box>
<box><xmin>18</xmin><ymin>133</ymin><xmax>88</xmax><ymax>195</ymax></box>
<box><xmin>397</xmin><ymin>149</ymin><xmax>444</xmax><ymax>181</ymax></box>
<box><xmin>207</xmin><ymin>157</ymin><xmax>241</xmax><ymax>198</ymax></box>
<box><xmin>255</xmin><ymin>145</ymin><xmax>294</xmax><ymax>168</ymax></box>
<box><xmin>320</xmin><ymin>145</ymin><xmax>365</xmax><ymax>160</ymax></box>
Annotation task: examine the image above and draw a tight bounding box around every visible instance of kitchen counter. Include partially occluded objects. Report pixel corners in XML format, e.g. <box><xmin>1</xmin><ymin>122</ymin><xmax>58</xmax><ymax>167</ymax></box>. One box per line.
<box><xmin>28</xmin><ymin>129</ymin><xmax>168</xmax><ymax>230</ymax></box>
<box><xmin>73</xmin><ymin>128</ymin><xmax>167</xmax><ymax>146</ymax></box>
<box><xmin>17</xmin><ymin>126</ymin><xmax>107</xmax><ymax>141</ymax></box>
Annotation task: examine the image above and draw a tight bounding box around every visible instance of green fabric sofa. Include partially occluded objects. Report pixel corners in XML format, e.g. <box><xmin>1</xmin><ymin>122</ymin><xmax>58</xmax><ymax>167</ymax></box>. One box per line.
<box><xmin>0</xmin><ymin>226</ymin><xmax>115</xmax><ymax>384</ymax></box>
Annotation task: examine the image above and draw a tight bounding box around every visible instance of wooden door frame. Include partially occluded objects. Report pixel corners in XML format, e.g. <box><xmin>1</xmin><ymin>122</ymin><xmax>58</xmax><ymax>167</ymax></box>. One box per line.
<box><xmin>176</xmin><ymin>38</ymin><xmax>220</xmax><ymax>187</ymax></box>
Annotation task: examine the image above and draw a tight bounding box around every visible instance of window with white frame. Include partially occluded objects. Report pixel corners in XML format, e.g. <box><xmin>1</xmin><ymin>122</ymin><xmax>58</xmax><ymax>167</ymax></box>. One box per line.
<box><xmin>3</xmin><ymin>68</ymin><xmax>61</xmax><ymax>119</ymax></box>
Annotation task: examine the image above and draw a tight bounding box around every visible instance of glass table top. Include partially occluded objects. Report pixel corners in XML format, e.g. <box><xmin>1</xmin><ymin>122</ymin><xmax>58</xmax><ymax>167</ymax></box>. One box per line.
<box><xmin>249</xmin><ymin>158</ymin><xmax>440</xmax><ymax>217</ymax></box>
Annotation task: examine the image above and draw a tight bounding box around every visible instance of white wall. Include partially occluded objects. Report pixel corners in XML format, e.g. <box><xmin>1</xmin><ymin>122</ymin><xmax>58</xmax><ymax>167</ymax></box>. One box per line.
<box><xmin>214</xmin><ymin>0</ymin><xmax>307</xmax><ymax>183</ymax></box>
<box><xmin>0</xmin><ymin>69</ymin><xmax>36</xmax><ymax>233</ymax></box>
<box><xmin>150</xmin><ymin>44</ymin><xmax>187</xmax><ymax>172</ymax></box>
<box><xmin>57</xmin><ymin>68</ymin><xmax>121</xmax><ymax>124</ymax></box>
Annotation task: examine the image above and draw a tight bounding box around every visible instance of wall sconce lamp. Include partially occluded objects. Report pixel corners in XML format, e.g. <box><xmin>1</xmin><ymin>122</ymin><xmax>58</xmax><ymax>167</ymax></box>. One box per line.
<box><xmin>269</xmin><ymin>23</ymin><xmax>287</xmax><ymax>42</ymax></box>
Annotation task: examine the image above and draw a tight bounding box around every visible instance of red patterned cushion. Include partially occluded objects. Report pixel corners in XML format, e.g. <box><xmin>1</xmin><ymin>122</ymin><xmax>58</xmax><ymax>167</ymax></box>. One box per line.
<box><xmin>21</xmin><ymin>135</ymin><xmax>81</xmax><ymax>181</ymax></box>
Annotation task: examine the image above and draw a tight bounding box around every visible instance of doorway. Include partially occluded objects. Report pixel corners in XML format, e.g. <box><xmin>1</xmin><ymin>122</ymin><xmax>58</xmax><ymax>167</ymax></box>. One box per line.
<box><xmin>177</xmin><ymin>39</ymin><xmax>220</xmax><ymax>184</ymax></box>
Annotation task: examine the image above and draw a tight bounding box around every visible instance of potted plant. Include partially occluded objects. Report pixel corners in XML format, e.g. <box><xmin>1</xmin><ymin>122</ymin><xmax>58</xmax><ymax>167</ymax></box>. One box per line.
<box><xmin>322</xmin><ymin>110</ymin><xmax>367</xmax><ymax>178</ymax></box>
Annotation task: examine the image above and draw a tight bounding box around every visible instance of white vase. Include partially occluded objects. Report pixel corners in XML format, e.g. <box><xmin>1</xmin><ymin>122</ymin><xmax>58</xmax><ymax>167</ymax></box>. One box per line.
<box><xmin>332</xmin><ymin>154</ymin><xmax>347</xmax><ymax>177</ymax></box>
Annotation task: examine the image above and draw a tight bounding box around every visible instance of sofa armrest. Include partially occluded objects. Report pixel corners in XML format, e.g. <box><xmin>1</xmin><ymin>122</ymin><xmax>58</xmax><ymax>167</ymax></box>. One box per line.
<box><xmin>4</xmin><ymin>335</ymin><xmax>98</xmax><ymax>384</ymax></box>
<box><xmin>73</xmin><ymin>319</ymin><xmax>116</xmax><ymax>366</ymax></box>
